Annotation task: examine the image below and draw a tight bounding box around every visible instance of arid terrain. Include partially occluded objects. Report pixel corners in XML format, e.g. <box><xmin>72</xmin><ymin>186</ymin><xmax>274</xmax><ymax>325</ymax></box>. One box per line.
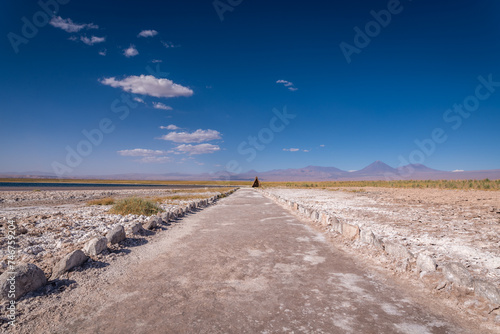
<box><xmin>261</xmin><ymin>187</ymin><xmax>500</xmax><ymax>328</ymax></box>
<box><xmin>0</xmin><ymin>187</ymin><xmax>232</xmax><ymax>277</ymax></box>
<box><xmin>0</xmin><ymin>186</ymin><xmax>499</xmax><ymax>333</ymax></box>
<box><xmin>263</xmin><ymin>187</ymin><xmax>500</xmax><ymax>284</ymax></box>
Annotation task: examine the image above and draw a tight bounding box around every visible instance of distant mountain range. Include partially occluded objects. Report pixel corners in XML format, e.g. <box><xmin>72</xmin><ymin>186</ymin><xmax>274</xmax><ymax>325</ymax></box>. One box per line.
<box><xmin>1</xmin><ymin>161</ymin><xmax>500</xmax><ymax>182</ymax></box>
<box><xmin>228</xmin><ymin>161</ymin><xmax>500</xmax><ymax>181</ymax></box>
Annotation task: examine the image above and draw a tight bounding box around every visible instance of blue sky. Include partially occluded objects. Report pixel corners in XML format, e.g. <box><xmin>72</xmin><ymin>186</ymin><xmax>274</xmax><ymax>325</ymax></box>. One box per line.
<box><xmin>1</xmin><ymin>0</ymin><xmax>500</xmax><ymax>176</ymax></box>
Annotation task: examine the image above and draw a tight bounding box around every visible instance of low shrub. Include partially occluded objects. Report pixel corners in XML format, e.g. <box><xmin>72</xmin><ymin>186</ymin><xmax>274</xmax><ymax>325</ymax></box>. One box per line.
<box><xmin>108</xmin><ymin>197</ymin><xmax>163</xmax><ymax>216</ymax></box>
<box><xmin>262</xmin><ymin>179</ymin><xmax>500</xmax><ymax>191</ymax></box>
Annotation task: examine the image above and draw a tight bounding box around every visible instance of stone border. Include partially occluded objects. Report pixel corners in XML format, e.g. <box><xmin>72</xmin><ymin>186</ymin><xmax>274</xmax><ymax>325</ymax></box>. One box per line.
<box><xmin>259</xmin><ymin>189</ymin><xmax>500</xmax><ymax>306</ymax></box>
<box><xmin>0</xmin><ymin>188</ymin><xmax>239</xmax><ymax>302</ymax></box>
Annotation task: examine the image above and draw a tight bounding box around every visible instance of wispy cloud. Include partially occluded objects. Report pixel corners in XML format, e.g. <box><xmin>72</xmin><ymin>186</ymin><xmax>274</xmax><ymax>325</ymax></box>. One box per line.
<box><xmin>123</xmin><ymin>45</ymin><xmax>139</xmax><ymax>57</ymax></box>
<box><xmin>175</xmin><ymin>143</ymin><xmax>220</xmax><ymax>155</ymax></box>
<box><xmin>283</xmin><ymin>148</ymin><xmax>300</xmax><ymax>152</ymax></box>
<box><xmin>276</xmin><ymin>79</ymin><xmax>298</xmax><ymax>91</ymax></box>
<box><xmin>303</xmin><ymin>149</ymin><xmax>310</xmax><ymax>152</ymax></box>
<box><xmin>138</xmin><ymin>30</ymin><xmax>158</xmax><ymax>38</ymax></box>
<box><xmin>162</xmin><ymin>41</ymin><xmax>179</xmax><ymax>48</ymax></box>
<box><xmin>118</xmin><ymin>149</ymin><xmax>167</xmax><ymax>157</ymax></box>
<box><xmin>100</xmin><ymin>75</ymin><xmax>193</xmax><ymax>98</ymax></box>
<box><xmin>452</xmin><ymin>169</ymin><xmax>464</xmax><ymax>172</ymax></box>
<box><xmin>159</xmin><ymin>129</ymin><xmax>221</xmax><ymax>143</ymax></box>
<box><xmin>49</xmin><ymin>16</ymin><xmax>98</xmax><ymax>33</ymax></box>
<box><xmin>117</xmin><ymin>148</ymin><xmax>170</xmax><ymax>163</ymax></box>
<box><xmin>319</xmin><ymin>144</ymin><xmax>325</xmax><ymax>147</ymax></box>
<box><xmin>160</xmin><ymin>124</ymin><xmax>180</xmax><ymax>130</ymax></box>
<box><xmin>153</xmin><ymin>102</ymin><xmax>172</xmax><ymax>110</ymax></box>
<box><xmin>277</xmin><ymin>80</ymin><xmax>293</xmax><ymax>87</ymax></box>
<box><xmin>133</xmin><ymin>97</ymin><xmax>145</xmax><ymax>104</ymax></box>
<box><xmin>151</xmin><ymin>59</ymin><xmax>162</xmax><ymax>63</ymax></box>
<box><xmin>139</xmin><ymin>156</ymin><xmax>171</xmax><ymax>163</ymax></box>
<box><xmin>80</xmin><ymin>36</ymin><xmax>105</xmax><ymax>45</ymax></box>
<box><xmin>98</xmin><ymin>49</ymin><xmax>107</xmax><ymax>56</ymax></box>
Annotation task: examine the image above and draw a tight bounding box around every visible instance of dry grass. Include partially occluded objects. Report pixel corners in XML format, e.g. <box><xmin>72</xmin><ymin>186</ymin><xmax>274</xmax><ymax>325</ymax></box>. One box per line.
<box><xmin>262</xmin><ymin>179</ymin><xmax>500</xmax><ymax>191</ymax></box>
<box><xmin>108</xmin><ymin>197</ymin><xmax>164</xmax><ymax>216</ymax></box>
<box><xmin>149</xmin><ymin>187</ymin><xmax>236</xmax><ymax>203</ymax></box>
<box><xmin>149</xmin><ymin>194</ymin><xmax>214</xmax><ymax>204</ymax></box>
<box><xmin>87</xmin><ymin>197</ymin><xmax>115</xmax><ymax>206</ymax></box>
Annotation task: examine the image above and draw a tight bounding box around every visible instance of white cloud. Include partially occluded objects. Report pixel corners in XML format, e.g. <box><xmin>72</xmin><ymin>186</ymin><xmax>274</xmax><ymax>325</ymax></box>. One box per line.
<box><xmin>175</xmin><ymin>144</ymin><xmax>220</xmax><ymax>155</ymax></box>
<box><xmin>50</xmin><ymin>16</ymin><xmax>98</xmax><ymax>33</ymax></box>
<box><xmin>283</xmin><ymin>148</ymin><xmax>300</xmax><ymax>152</ymax></box>
<box><xmin>160</xmin><ymin>124</ymin><xmax>180</xmax><ymax>130</ymax></box>
<box><xmin>159</xmin><ymin>129</ymin><xmax>221</xmax><ymax>143</ymax></box>
<box><xmin>303</xmin><ymin>149</ymin><xmax>310</xmax><ymax>152</ymax></box>
<box><xmin>138</xmin><ymin>30</ymin><xmax>158</xmax><ymax>38</ymax></box>
<box><xmin>118</xmin><ymin>149</ymin><xmax>166</xmax><ymax>157</ymax></box>
<box><xmin>100</xmin><ymin>75</ymin><xmax>193</xmax><ymax>98</ymax></box>
<box><xmin>162</xmin><ymin>41</ymin><xmax>179</xmax><ymax>48</ymax></box>
<box><xmin>98</xmin><ymin>49</ymin><xmax>107</xmax><ymax>56</ymax></box>
<box><xmin>276</xmin><ymin>79</ymin><xmax>298</xmax><ymax>91</ymax></box>
<box><xmin>153</xmin><ymin>102</ymin><xmax>172</xmax><ymax>110</ymax></box>
<box><xmin>139</xmin><ymin>156</ymin><xmax>171</xmax><ymax>163</ymax></box>
<box><xmin>319</xmin><ymin>144</ymin><xmax>325</xmax><ymax>147</ymax></box>
<box><xmin>133</xmin><ymin>97</ymin><xmax>145</xmax><ymax>104</ymax></box>
<box><xmin>118</xmin><ymin>148</ymin><xmax>170</xmax><ymax>163</ymax></box>
<box><xmin>151</xmin><ymin>59</ymin><xmax>162</xmax><ymax>63</ymax></box>
<box><xmin>124</xmin><ymin>45</ymin><xmax>139</xmax><ymax>57</ymax></box>
<box><xmin>452</xmin><ymin>169</ymin><xmax>464</xmax><ymax>172</ymax></box>
<box><xmin>80</xmin><ymin>35</ymin><xmax>105</xmax><ymax>45</ymax></box>
<box><xmin>277</xmin><ymin>80</ymin><xmax>293</xmax><ymax>87</ymax></box>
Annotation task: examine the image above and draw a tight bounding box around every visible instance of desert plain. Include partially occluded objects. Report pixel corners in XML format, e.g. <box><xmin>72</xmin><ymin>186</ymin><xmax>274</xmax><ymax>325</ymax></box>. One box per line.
<box><xmin>0</xmin><ymin>184</ymin><xmax>499</xmax><ymax>333</ymax></box>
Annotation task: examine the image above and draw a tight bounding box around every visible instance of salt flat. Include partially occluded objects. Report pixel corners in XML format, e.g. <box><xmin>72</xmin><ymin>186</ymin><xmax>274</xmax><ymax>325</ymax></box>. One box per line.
<box><xmin>7</xmin><ymin>188</ymin><xmax>488</xmax><ymax>333</ymax></box>
<box><xmin>0</xmin><ymin>188</ymin><xmax>227</xmax><ymax>276</ymax></box>
<box><xmin>263</xmin><ymin>187</ymin><xmax>500</xmax><ymax>286</ymax></box>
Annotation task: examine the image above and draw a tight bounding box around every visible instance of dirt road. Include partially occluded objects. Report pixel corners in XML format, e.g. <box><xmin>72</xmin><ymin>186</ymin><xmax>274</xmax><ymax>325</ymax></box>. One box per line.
<box><xmin>16</xmin><ymin>188</ymin><xmax>485</xmax><ymax>333</ymax></box>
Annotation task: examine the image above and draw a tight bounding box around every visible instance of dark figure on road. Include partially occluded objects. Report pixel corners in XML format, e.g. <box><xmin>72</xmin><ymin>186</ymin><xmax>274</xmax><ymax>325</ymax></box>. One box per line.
<box><xmin>252</xmin><ymin>177</ymin><xmax>260</xmax><ymax>188</ymax></box>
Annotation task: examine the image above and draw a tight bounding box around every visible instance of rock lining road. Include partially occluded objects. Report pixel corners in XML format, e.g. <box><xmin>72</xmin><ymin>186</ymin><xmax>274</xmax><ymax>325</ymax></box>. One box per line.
<box><xmin>14</xmin><ymin>188</ymin><xmax>487</xmax><ymax>333</ymax></box>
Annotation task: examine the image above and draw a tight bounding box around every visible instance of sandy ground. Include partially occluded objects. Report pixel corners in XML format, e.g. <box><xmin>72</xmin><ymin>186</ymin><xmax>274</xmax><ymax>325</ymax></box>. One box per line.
<box><xmin>5</xmin><ymin>188</ymin><xmax>496</xmax><ymax>333</ymax></box>
<box><xmin>262</xmin><ymin>187</ymin><xmax>500</xmax><ymax>286</ymax></box>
